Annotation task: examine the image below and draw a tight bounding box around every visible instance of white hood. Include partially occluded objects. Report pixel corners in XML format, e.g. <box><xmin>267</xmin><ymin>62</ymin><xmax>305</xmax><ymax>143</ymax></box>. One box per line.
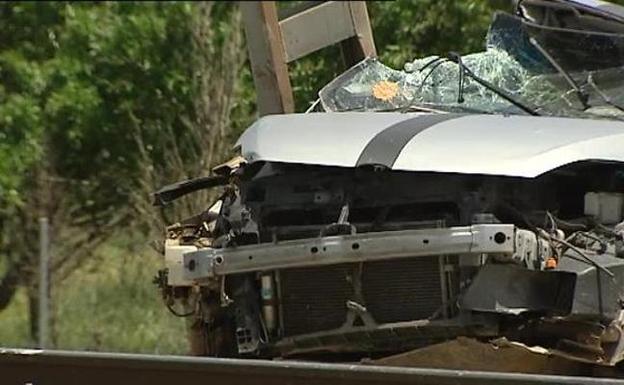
<box><xmin>235</xmin><ymin>112</ymin><xmax>624</xmax><ymax>178</ymax></box>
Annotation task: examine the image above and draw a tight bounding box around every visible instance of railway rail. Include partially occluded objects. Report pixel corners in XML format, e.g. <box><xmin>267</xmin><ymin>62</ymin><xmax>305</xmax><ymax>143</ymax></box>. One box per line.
<box><xmin>2</xmin><ymin>347</ymin><xmax>624</xmax><ymax>385</ymax></box>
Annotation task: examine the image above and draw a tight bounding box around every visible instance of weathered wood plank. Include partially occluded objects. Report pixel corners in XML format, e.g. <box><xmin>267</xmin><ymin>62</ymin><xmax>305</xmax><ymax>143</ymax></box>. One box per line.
<box><xmin>279</xmin><ymin>2</ymin><xmax>355</xmax><ymax>63</ymax></box>
<box><xmin>241</xmin><ymin>2</ymin><xmax>294</xmax><ymax>116</ymax></box>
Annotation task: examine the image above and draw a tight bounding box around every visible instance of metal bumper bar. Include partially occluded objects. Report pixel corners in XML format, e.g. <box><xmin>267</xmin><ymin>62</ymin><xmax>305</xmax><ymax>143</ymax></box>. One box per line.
<box><xmin>1</xmin><ymin>347</ymin><xmax>621</xmax><ymax>385</ymax></box>
<box><xmin>183</xmin><ymin>224</ymin><xmax>515</xmax><ymax>280</ymax></box>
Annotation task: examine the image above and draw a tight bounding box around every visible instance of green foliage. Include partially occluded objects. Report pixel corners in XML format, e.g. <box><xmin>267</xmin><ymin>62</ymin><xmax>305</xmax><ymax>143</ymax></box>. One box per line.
<box><xmin>370</xmin><ymin>0</ymin><xmax>511</xmax><ymax>68</ymax></box>
<box><xmin>0</xmin><ymin>292</ymin><xmax>29</xmax><ymax>346</ymax></box>
<box><xmin>53</xmin><ymin>238</ymin><xmax>187</xmax><ymax>354</ymax></box>
<box><xmin>0</xmin><ymin>2</ymin><xmax>208</xmax><ymax>348</ymax></box>
<box><xmin>0</xmin><ymin>2</ymin><xmax>248</xmax><ymax>350</ymax></box>
<box><xmin>47</xmin><ymin>3</ymin><xmax>195</xmax><ymax>199</ymax></box>
<box><xmin>0</xmin><ymin>50</ymin><xmax>44</xmax><ymax>205</ymax></box>
<box><xmin>0</xmin><ymin>235</ymin><xmax>188</xmax><ymax>354</ymax></box>
<box><xmin>0</xmin><ymin>2</ymin><xmax>197</xmax><ymax>211</ymax></box>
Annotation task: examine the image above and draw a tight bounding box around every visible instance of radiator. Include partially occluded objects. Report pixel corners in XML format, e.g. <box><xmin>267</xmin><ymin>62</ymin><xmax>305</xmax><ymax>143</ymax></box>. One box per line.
<box><xmin>278</xmin><ymin>257</ymin><xmax>445</xmax><ymax>337</ymax></box>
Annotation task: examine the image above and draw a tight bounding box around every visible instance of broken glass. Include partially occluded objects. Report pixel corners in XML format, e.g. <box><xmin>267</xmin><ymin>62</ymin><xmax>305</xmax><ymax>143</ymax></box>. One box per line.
<box><xmin>318</xmin><ymin>58</ymin><xmax>414</xmax><ymax>112</ymax></box>
<box><xmin>319</xmin><ymin>9</ymin><xmax>624</xmax><ymax>120</ymax></box>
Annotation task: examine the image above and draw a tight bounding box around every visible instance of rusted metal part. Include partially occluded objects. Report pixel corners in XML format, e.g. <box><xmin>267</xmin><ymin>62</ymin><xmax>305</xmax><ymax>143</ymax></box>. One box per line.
<box><xmin>1</xmin><ymin>347</ymin><xmax>622</xmax><ymax>385</ymax></box>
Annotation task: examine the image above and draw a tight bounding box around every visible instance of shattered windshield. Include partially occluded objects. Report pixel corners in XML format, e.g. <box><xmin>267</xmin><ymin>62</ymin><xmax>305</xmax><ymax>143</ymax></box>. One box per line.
<box><xmin>319</xmin><ymin>11</ymin><xmax>624</xmax><ymax>120</ymax></box>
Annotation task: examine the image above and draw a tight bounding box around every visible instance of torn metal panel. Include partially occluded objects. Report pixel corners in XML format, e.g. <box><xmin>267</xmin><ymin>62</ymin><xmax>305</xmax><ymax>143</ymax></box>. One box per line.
<box><xmin>212</xmin><ymin>155</ymin><xmax>247</xmax><ymax>176</ymax></box>
<box><xmin>460</xmin><ymin>264</ymin><xmax>576</xmax><ymax>316</ymax></box>
<box><xmin>152</xmin><ymin>175</ymin><xmax>228</xmax><ymax>207</ymax></box>
<box><xmin>556</xmin><ymin>254</ymin><xmax>624</xmax><ymax>319</ymax></box>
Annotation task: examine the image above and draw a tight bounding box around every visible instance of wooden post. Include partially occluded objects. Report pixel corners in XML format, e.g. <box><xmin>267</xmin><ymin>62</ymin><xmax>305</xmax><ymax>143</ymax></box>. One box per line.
<box><xmin>341</xmin><ymin>2</ymin><xmax>377</xmax><ymax>67</ymax></box>
<box><xmin>241</xmin><ymin>2</ymin><xmax>295</xmax><ymax>116</ymax></box>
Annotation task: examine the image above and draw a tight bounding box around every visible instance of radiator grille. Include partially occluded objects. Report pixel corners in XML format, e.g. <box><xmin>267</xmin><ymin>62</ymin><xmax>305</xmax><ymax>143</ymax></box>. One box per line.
<box><xmin>279</xmin><ymin>264</ymin><xmax>352</xmax><ymax>337</ymax></box>
<box><xmin>362</xmin><ymin>258</ymin><xmax>442</xmax><ymax>323</ymax></box>
<box><xmin>279</xmin><ymin>257</ymin><xmax>443</xmax><ymax>337</ymax></box>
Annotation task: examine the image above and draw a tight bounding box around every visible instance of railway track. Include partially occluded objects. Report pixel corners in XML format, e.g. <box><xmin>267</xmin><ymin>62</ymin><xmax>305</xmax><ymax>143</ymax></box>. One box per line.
<box><xmin>2</xmin><ymin>347</ymin><xmax>624</xmax><ymax>385</ymax></box>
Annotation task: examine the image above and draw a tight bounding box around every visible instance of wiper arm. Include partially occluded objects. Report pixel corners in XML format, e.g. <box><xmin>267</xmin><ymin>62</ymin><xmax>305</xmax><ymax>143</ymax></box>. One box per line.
<box><xmin>528</xmin><ymin>37</ymin><xmax>590</xmax><ymax>110</ymax></box>
<box><xmin>401</xmin><ymin>58</ymin><xmax>451</xmax><ymax>113</ymax></box>
<box><xmin>447</xmin><ymin>52</ymin><xmax>540</xmax><ymax>116</ymax></box>
<box><xmin>529</xmin><ymin>37</ymin><xmax>624</xmax><ymax>116</ymax></box>
<box><xmin>416</xmin><ymin>56</ymin><xmax>446</xmax><ymax>72</ymax></box>
<box><xmin>454</xmin><ymin>54</ymin><xmax>465</xmax><ymax>104</ymax></box>
<box><xmin>587</xmin><ymin>73</ymin><xmax>624</xmax><ymax>114</ymax></box>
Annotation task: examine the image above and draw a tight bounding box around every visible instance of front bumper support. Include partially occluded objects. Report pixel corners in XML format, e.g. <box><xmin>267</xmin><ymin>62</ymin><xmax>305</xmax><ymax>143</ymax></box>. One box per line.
<box><xmin>183</xmin><ymin>224</ymin><xmax>516</xmax><ymax>280</ymax></box>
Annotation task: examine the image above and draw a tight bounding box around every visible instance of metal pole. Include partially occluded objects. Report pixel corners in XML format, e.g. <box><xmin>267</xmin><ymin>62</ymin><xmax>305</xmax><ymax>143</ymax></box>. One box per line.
<box><xmin>38</xmin><ymin>217</ymin><xmax>49</xmax><ymax>348</ymax></box>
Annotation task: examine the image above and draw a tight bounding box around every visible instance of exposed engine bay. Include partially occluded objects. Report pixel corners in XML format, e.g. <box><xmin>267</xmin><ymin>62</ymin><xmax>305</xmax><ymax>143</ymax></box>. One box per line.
<box><xmin>157</xmin><ymin>154</ymin><xmax>624</xmax><ymax>365</ymax></box>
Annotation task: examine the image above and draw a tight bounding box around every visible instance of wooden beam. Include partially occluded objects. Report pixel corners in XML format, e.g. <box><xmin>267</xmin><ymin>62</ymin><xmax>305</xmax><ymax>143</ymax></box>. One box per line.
<box><xmin>241</xmin><ymin>2</ymin><xmax>294</xmax><ymax>116</ymax></box>
<box><xmin>279</xmin><ymin>2</ymin><xmax>356</xmax><ymax>63</ymax></box>
<box><xmin>341</xmin><ymin>2</ymin><xmax>377</xmax><ymax>67</ymax></box>
<box><xmin>277</xmin><ymin>1</ymin><xmax>324</xmax><ymax>21</ymax></box>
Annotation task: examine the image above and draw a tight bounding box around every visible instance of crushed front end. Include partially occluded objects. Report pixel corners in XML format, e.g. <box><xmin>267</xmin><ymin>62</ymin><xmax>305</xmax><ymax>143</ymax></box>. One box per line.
<box><xmin>156</xmin><ymin>146</ymin><xmax>624</xmax><ymax>365</ymax></box>
<box><xmin>154</xmin><ymin>0</ymin><xmax>624</xmax><ymax>366</ymax></box>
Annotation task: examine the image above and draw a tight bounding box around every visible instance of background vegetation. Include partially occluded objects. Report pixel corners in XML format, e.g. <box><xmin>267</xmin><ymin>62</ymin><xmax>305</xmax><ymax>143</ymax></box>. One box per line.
<box><xmin>0</xmin><ymin>0</ymin><xmax>570</xmax><ymax>354</ymax></box>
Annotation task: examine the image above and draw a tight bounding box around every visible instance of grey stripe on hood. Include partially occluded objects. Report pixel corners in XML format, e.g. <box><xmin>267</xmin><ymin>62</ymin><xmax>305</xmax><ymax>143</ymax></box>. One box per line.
<box><xmin>355</xmin><ymin>113</ymin><xmax>465</xmax><ymax>168</ymax></box>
